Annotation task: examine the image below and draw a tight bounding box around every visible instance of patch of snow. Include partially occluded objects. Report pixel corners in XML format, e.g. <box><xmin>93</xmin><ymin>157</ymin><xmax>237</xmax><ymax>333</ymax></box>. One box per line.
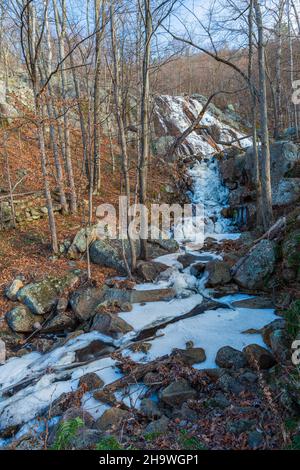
<box><xmin>123</xmin><ymin>305</ymin><xmax>277</xmax><ymax>367</ymax></box>
<box><xmin>119</xmin><ymin>293</ymin><xmax>203</xmax><ymax>332</ymax></box>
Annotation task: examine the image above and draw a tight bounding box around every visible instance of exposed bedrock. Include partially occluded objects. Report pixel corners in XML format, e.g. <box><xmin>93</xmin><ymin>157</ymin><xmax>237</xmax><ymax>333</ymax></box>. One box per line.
<box><xmin>219</xmin><ymin>141</ymin><xmax>300</xmax><ymax>228</ymax></box>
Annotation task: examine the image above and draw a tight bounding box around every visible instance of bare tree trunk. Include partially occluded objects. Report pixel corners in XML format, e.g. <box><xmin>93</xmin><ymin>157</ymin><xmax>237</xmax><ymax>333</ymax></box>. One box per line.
<box><xmin>3</xmin><ymin>132</ymin><xmax>16</xmax><ymax>228</ymax></box>
<box><xmin>53</xmin><ymin>0</ymin><xmax>77</xmax><ymax>213</ymax></box>
<box><xmin>274</xmin><ymin>0</ymin><xmax>285</xmax><ymax>139</ymax></box>
<box><xmin>110</xmin><ymin>4</ymin><xmax>136</xmax><ymax>274</ymax></box>
<box><xmin>139</xmin><ymin>0</ymin><xmax>152</xmax><ymax>260</ymax></box>
<box><xmin>254</xmin><ymin>0</ymin><xmax>273</xmax><ymax>230</ymax></box>
<box><xmin>93</xmin><ymin>0</ymin><xmax>103</xmax><ymax>194</ymax></box>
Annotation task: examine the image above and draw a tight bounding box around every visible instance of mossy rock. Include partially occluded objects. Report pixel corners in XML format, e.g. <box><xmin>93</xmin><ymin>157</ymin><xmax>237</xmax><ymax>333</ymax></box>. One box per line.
<box><xmin>17</xmin><ymin>271</ymin><xmax>80</xmax><ymax>315</ymax></box>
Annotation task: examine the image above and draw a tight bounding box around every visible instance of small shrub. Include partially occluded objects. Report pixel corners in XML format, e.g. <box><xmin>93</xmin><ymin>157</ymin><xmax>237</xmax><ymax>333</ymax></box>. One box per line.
<box><xmin>52</xmin><ymin>417</ymin><xmax>84</xmax><ymax>450</ymax></box>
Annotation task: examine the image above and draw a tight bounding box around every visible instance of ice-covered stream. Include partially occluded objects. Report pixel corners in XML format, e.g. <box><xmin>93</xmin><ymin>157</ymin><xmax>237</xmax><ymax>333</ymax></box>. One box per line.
<box><xmin>0</xmin><ymin>95</ymin><xmax>277</xmax><ymax>447</ymax></box>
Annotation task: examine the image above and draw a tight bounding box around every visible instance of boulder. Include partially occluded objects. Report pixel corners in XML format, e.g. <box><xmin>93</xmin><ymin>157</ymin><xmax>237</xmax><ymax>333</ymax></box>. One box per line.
<box><xmin>146</xmin><ymin>239</ymin><xmax>179</xmax><ymax>259</ymax></box>
<box><xmin>215</xmin><ymin>346</ymin><xmax>248</xmax><ymax>369</ymax></box>
<box><xmin>5</xmin><ymin>279</ymin><xmax>24</xmax><ymax>301</ymax></box>
<box><xmin>61</xmin><ymin>407</ymin><xmax>95</xmax><ymax>428</ymax></box>
<box><xmin>130</xmin><ymin>288</ymin><xmax>176</xmax><ymax>303</ymax></box>
<box><xmin>90</xmin><ymin>239</ymin><xmax>141</xmax><ymax>274</ymax></box>
<box><xmin>95</xmin><ymin>407</ymin><xmax>129</xmax><ymax>432</ymax></box>
<box><xmin>160</xmin><ymin>379</ymin><xmax>197</xmax><ymax>407</ymax></box>
<box><xmin>42</xmin><ymin>313</ymin><xmax>76</xmax><ymax>333</ymax></box>
<box><xmin>136</xmin><ymin>260</ymin><xmax>168</xmax><ymax>282</ymax></box>
<box><xmin>262</xmin><ymin>319</ymin><xmax>286</xmax><ymax>346</ymax></box>
<box><xmin>90</xmin><ymin>312</ymin><xmax>133</xmax><ymax>338</ymax></box>
<box><xmin>177</xmin><ymin>253</ymin><xmax>204</xmax><ymax>269</ymax></box>
<box><xmin>6</xmin><ymin>305</ymin><xmax>43</xmax><ymax>333</ymax></box>
<box><xmin>190</xmin><ymin>262</ymin><xmax>206</xmax><ymax>277</ymax></box>
<box><xmin>171</xmin><ymin>347</ymin><xmax>206</xmax><ymax>365</ymax></box>
<box><xmin>243</xmin><ymin>344</ymin><xmax>276</xmax><ymax>369</ymax></box>
<box><xmin>246</xmin><ymin>141</ymin><xmax>299</xmax><ymax>184</ymax></box>
<box><xmin>272</xmin><ymin>178</ymin><xmax>300</xmax><ymax>205</ymax></box>
<box><xmin>269</xmin><ymin>329</ymin><xmax>290</xmax><ymax>363</ymax></box>
<box><xmin>67</xmin><ymin>226</ymin><xmax>98</xmax><ymax>259</ymax></box>
<box><xmin>69</xmin><ymin>286</ymin><xmax>108</xmax><ymax>321</ymax></box>
<box><xmin>17</xmin><ymin>271</ymin><xmax>80</xmax><ymax>315</ymax></box>
<box><xmin>232</xmin><ymin>240</ymin><xmax>276</xmax><ymax>289</ymax></box>
<box><xmin>78</xmin><ymin>373</ymin><xmax>104</xmax><ymax>391</ymax></box>
<box><xmin>205</xmin><ymin>261</ymin><xmax>231</xmax><ymax>287</ymax></box>
<box><xmin>144</xmin><ymin>416</ymin><xmax>169</xmax><ymax>435</ymax></box>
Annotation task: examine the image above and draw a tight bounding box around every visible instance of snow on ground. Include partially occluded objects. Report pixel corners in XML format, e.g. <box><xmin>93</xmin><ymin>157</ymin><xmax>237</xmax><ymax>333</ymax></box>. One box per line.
<box><xmin>122</xmin><ymin>303</ymin><xmax>278</xmax><ymax>368</ymax></box>
<box><xmin>119</xmin><ymin>294</ymin><xmax>204</xmax><ymax>332</ymax></box>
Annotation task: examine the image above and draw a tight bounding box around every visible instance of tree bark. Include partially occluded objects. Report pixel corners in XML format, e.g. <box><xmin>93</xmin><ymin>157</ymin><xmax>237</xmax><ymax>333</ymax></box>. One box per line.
<box><xmin>254</xmin><ymin>0</ymin><xmax>273</xmax><ymax>230</ymax></box>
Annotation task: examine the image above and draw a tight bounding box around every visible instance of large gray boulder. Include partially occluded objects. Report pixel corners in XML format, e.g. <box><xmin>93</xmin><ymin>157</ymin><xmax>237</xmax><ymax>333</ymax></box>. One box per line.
<box><xmin>17</xmin><ymin>271</ymin><xmax>80</xmax><ymax>315</ymax></box>
<box><xmin>90</xmin><ymin>238</ymin><xmax>179</xmax><ymax>274</ymax></box>
<box><xmin>90</xmin><ymin>239</ymin><xmax>137</xmax><ymax>274</ymax></box>
<box><xmin>205</xmin><ymin>260</ymin><xmax>231</xmax><ymax>287</ymax></box>
<box><xmin>6</xmin><ymin>305</ymin><xmax>43</xmax><ymax>333</ymax></box>
<box><xmin>232</xmin><ymin>239</ymin><xmax>276</xmax><ymax>289</ymax></box>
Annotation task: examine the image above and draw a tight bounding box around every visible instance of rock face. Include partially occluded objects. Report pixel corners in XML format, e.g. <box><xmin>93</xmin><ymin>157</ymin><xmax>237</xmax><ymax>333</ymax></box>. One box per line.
<box><xmin>215</xmin><ymin>346</ymin><xmax>248</xmax><ymax>369</ymax></box>
<box><xmin>6</xmin><ymin>305</ymin><xmax>43</xmax><ymax>333</ymax></box>
<box><xmin>90</xmin><ymin>312</ymin><xmax>133</xmax><ymax>338</ymax></box>
<box><xmin>232</xmin><ymin>240</ymin><xmax>276</xmax><ymax>289</ymax></box>
<box><xmin>17</xmin><ymin>272</ymin><xmax>80</xmax><ymax>315</ymax></box>
<box><xmin>220</xmin><ymin>141</ymin><xmax>300</xmax><ymax>228</ymax></box>
<box><xmin>160</xmin><ymin>379</ymin><xmax>197</xmax><ymax>407</ymax></box>
<box><xmin>243</xmin><ymin>344</ymin><xmax>276</xmax><ymax>369</ymax></box>
<box><xmin>205</xmin><ymin>261</ymin><xmax>231</xmax><ymax>287</ymax></box>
